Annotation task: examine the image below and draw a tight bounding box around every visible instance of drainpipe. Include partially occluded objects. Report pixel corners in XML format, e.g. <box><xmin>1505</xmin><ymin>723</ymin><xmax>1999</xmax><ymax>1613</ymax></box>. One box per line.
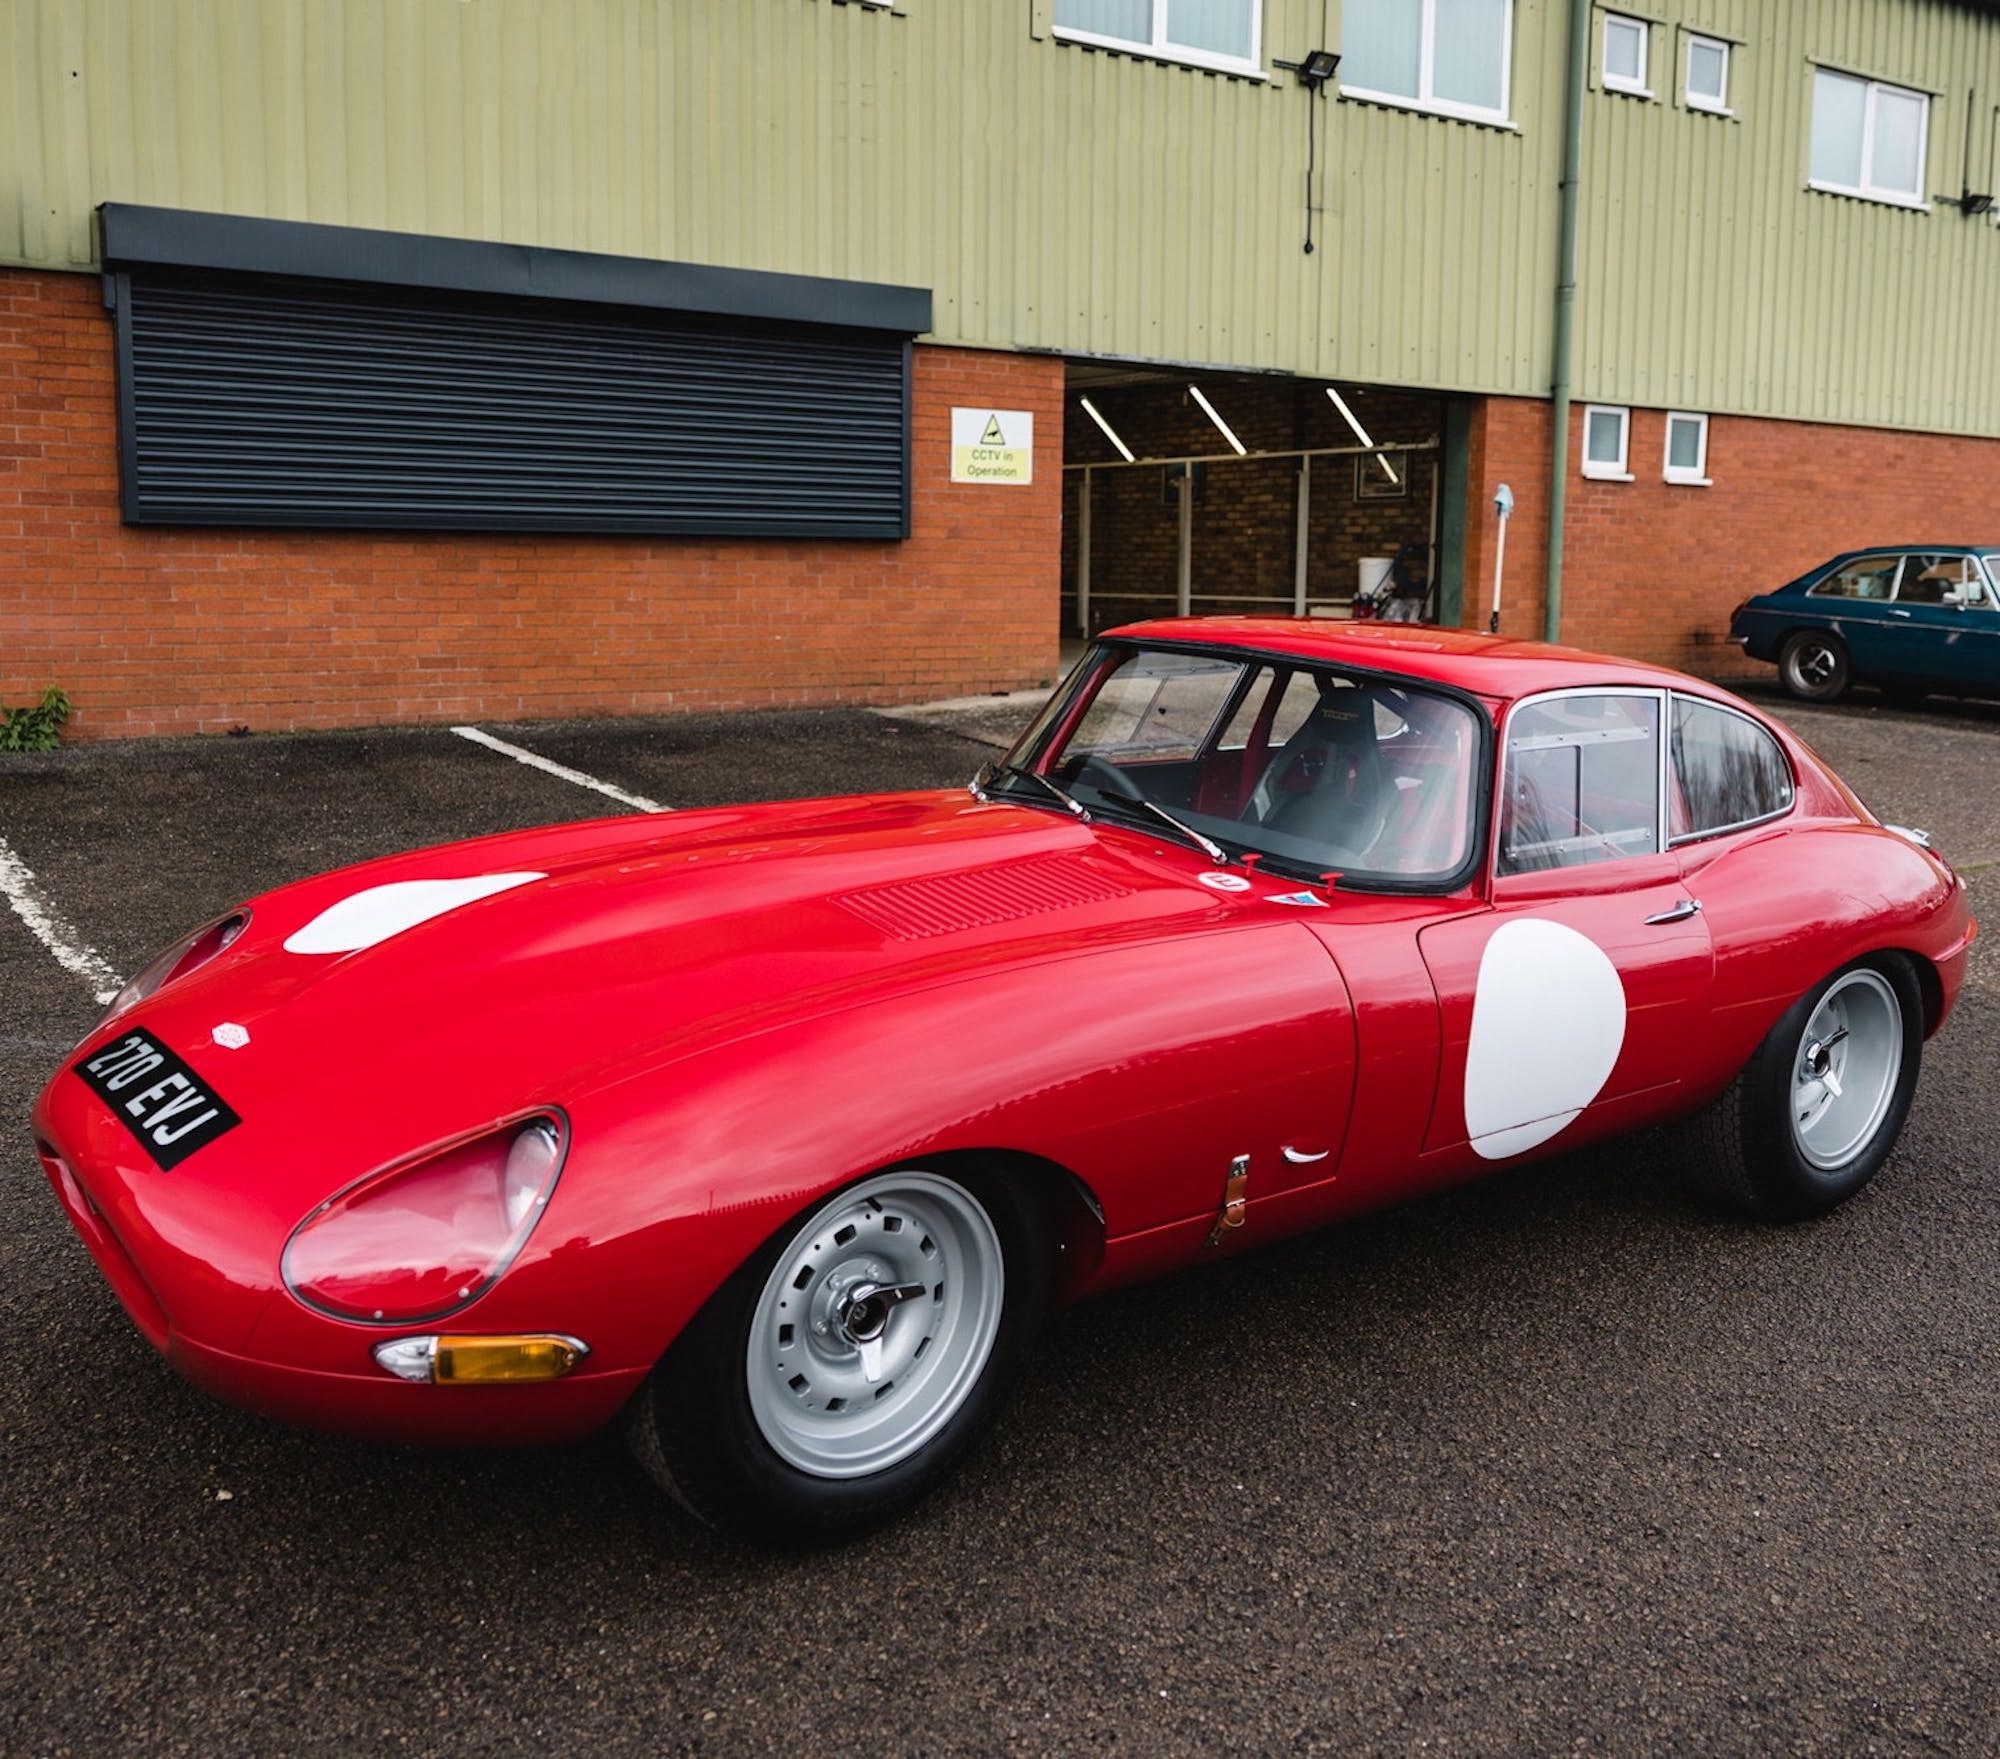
<box><xmin>1544</xmin><ymin>0</ymin><xmax>1591</xmax><ymax>644</ymax></box>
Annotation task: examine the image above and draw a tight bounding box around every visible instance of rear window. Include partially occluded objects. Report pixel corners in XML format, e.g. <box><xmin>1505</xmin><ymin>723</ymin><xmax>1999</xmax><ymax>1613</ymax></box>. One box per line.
<box><xmin>1668</xmin><ymin>698</ymin><xmax>1794</xmax><ymax>840</ymax></box>
<box><xmin>1807</xmin><ymin>555</ymin><xmax>1899</xmax><ymax>600</ymax></box>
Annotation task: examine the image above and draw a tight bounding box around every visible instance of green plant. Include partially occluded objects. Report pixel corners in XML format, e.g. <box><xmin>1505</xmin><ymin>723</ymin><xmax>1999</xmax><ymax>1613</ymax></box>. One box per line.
<box><xmin>0</xmin><ymin>688</ymin><xmax>72</xmax><ymax>752</ymax></box>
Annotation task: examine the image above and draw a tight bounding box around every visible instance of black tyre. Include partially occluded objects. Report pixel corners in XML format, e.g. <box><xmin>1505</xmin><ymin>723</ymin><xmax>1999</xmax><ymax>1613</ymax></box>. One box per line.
<box><xmin>1674</xmin><ymin>955</ymin><xmax>1923</xmax><ymax>1222</ymax></box>
<box><xmin>1778</xmin><ymin>630</ymin><xmax>1852</xmax><ymax>702</ymax></box>
<box><xmin>628</xmin><ymin>1163</ymin><xmax>1052</xmax><ymax>1547</ymax></box>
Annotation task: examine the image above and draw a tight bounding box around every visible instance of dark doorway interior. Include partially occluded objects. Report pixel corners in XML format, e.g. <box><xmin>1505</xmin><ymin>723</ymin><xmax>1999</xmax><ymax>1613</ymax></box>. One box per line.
<box><xmin>1060</xmin><ymin>365</ymin><xmax>1457</xmax><ymax>635</ymax></box>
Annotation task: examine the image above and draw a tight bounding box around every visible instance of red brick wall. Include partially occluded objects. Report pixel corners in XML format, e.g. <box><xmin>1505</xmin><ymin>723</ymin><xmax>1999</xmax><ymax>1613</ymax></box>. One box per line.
<box><xmin>1459</xmin><ymin>394</ymin><xmax>2000</xmax><ymax>677</ymax></box>
<box><xmin>0</xmin><ymin>268</ymin><xmax>1063</xmax><ymax>738</ymax></box>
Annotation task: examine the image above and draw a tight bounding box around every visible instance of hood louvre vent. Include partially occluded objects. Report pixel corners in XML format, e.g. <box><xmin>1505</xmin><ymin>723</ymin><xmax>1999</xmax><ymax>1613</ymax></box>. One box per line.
<box><xmin>837</xmin><ymin>856</ymin><xmax>1130</xmax><ymax>941</ymax></box>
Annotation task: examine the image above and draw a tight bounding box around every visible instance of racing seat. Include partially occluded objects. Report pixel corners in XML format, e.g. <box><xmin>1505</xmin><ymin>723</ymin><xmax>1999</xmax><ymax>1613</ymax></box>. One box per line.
<box><xmin>1245</xmin><ymin>690</ymin><xmax>1392</xmax><ymax>866</ymax></box>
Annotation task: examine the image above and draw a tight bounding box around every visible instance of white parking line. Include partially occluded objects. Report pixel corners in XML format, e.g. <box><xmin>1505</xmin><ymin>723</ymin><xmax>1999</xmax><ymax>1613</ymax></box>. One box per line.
<box><xmin>450</xmin><ymin>726</ymin><xmax>668</xmax><ymax>814</ymax></box>
<box><xmin>0</xmin><ymin>835</ymin><xmax>123</xmax><ymax>1004</ymax></box>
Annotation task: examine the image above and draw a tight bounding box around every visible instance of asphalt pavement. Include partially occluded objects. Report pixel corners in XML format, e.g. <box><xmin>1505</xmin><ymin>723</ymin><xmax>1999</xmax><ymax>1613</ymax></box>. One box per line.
<box><xmin>2</xmin><ymin>686</ymin><xmax>1996</xmax><ymax>1757</ymax></box>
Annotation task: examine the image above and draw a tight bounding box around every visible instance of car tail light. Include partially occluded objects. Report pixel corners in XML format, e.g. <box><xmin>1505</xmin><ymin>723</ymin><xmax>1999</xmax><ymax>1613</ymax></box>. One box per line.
<box><xmin>282</xmin><ymin>1115</ymin><xmax>568</xmax><ymax>1324</ymax></box>
<box><xmin>104</xmin><ymin>911</ymin><xmax>250</xmax><ymax>1019</ymax></box>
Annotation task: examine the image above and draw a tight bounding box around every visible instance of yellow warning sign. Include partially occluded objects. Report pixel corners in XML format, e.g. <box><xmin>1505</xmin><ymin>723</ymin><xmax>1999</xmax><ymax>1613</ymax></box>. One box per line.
<box><xmin>951</xmin><ymin>407</ymin><xmax>1034</xmax><ymax>485</ymax></box>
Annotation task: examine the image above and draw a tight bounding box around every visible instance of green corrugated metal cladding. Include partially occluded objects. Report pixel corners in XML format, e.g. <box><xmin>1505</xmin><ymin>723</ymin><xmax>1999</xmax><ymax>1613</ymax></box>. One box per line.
<box><xmin>5</xmin><ymin>0</ymin><xmax>1998</xmax><ymax>433</ymax></box>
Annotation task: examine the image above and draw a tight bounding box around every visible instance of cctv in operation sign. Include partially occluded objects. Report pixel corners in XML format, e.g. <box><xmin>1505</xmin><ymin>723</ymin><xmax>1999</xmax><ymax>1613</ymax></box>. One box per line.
<box><xmin>950</xmin><ymin>407</ymin><xmax>1034</xmax><ymax>484</ymax></box>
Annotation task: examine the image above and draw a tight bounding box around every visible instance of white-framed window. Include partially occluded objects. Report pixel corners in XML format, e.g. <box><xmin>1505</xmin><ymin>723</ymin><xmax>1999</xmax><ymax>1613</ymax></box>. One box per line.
<box><xmin>1051</xmin><ymin>0</ymin><xmax>1262</xmax><ymax>77</ymax></box>
<box><xmin>1340</xmin><ymin>0</ymin><xmax>1514</xmax><ymax>127</ymax></box>
<box><xmin>1581</xmin><ymin>405</ymin><xmax>1632</xmax><ymax>480</ymax></box>
<box><xmin>1602</xmin><ymin>14</ymin><xmax>1650</xmax><ymax>98</ymax></box>
<box><xmin>1685</xmin><ymin>33</ymin><xmax>1730</xmax><ymax>112</ymax></box>
<box><xmin>1663</xmin><ymin>411</ymin><xmax>1710</xmax><ymax>484</ymax></box>
<box><xmin>1809</xmin><ymin>67</ymin><xmax>1930</xmax><ymax>208</ymax></box>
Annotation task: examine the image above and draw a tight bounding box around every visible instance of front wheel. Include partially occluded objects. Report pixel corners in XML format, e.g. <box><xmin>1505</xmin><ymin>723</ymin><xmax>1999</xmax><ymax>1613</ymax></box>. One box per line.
<box><xmin>1779</xmin><ymin>630</ymin><xmax>1851</xmax><ymax>702</ymax></box>
<box><xmin>1674</xmin><ymin>956</ymin><xmax>1923</xmax><ymax>1221</ymax></box>
<box><xmin>629</xmin><ymin>1164</ymin><xmax>1051</xmax><ymax>1547</ymax></box>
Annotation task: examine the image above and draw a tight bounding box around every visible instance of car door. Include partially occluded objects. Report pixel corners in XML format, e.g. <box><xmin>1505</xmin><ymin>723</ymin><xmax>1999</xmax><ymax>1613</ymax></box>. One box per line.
<box><xmin>1875</xmin><ymin>551</ymin><xmax>2000</xmax><ymax>693</ymax></box>
<box><xmin>1417</xmin><ymin>688</ymin><xmax>1715</xmax><ymax>1160</ymax></box>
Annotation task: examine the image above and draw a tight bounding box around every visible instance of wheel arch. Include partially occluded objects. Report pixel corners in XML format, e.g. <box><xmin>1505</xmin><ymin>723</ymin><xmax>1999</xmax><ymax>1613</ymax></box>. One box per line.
<box><xmin>1877</xmin><ymin>944</ymin><xmax>1945</xmax><ymax>1036</ymax></box>
<box><xmin>878</xmin><ymin>1145</ymin><xmax>1108</xmax><ymax>1300</ymax></box>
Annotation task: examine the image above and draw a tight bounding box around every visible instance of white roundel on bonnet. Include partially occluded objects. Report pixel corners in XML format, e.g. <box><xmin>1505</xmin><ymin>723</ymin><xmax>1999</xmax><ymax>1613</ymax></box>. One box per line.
<box><xmin>1464</xmin><ymin>917</ymin><xmax>1627</xmax><ymax>1161</ymax></box>
<box><xmin>283</xmin><ymin>873</ymin><xmax>545</xmax><ymax>955</ymax></box>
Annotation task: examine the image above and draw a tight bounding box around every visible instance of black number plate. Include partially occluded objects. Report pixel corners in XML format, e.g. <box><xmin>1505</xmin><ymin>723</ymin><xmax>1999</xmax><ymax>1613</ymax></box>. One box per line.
<box><xmin>72</xmin><ymin>1026</ymin><xmax>242</xmax><ymax>1171</ymax></box>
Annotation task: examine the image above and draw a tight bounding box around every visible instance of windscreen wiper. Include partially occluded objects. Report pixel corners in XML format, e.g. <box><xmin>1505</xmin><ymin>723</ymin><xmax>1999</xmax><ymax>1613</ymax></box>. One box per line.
<box><xmin>1116</xmin><ymin>794</ymin><xmax>1228</xmax><ymax>863</ymax></box>
<box><xmin>989</xmin><ymin>761</ymin><xmax>1090</xmax><ymax>820</ymax></box>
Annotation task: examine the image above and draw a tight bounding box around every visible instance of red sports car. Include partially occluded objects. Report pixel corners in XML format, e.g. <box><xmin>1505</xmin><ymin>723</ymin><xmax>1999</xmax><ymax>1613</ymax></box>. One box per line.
<box><xmin>32</xmin><ymin>622</ymin><xmax>1975</xmax><ymax>1545</ymax></box>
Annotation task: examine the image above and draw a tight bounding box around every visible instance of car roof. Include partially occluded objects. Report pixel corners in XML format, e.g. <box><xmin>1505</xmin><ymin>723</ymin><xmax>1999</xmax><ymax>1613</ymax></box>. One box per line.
<box><xmin>1767</xmin><ymin>545</ymin><xmax>2000</xmax><ymax>595</ymax></box>
<box><xmin>1803</xmin><ymin>543</ymin><xmax>2000</xmax><ymax>564</ymax></box>
<box><xmin>1099</xmin><ymin>616</ymin><xmax>1719</xmax><ymax>705</ymax></box>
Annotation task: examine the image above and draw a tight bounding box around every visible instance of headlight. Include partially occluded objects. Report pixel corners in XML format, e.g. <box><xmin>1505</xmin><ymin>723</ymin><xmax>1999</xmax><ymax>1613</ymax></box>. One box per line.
<box><xmin>281</xmin><ymin>1114</ymin><xmax>568</xmax><ymax>1325</ymax></box>
<box><xmin>103</xmin><ymin>911</ymin><xmax>250</xmax><ymax>1020</ymax></box>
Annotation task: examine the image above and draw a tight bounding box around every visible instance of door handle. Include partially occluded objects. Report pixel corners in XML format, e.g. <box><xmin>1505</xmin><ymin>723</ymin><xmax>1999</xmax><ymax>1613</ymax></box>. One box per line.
<box><xmin>1886</xmin><ymin>608</ymin><xmax>1913</xmax><ymax>619</ymax></box>
<box><xmin>1643</xmin><ymin>898</ymin><xmax>1702</xmax><ymax>925</ymax></box>
<box><xmin>1282</xmin><ymin>1144</ymin><xmax>1331</xmax><ymax>1165</ymax></box>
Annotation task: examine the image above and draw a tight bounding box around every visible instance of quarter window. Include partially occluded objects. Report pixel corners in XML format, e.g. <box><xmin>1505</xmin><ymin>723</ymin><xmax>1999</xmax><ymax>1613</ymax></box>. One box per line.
<box><xmin>1052</xmin><ymin>0</ymin><xmax>1261</xmax><ymax>75</ymax></box>
<box><xmin>1341</xmin><ymin>0</ymin><xmax>1513</xmax><ymax>125</ymax></box>
<box><xmin>1663</xmin><ymin>411</ymin><xmax>1710</xmax><ymax>484</ymax></box>
<box><xmin>1668</xmin><ymin>698</ymin><xmax>1794</xmax><ymax>841</ymax></box>
<box><xmin>1602</xmin><ymin>15</ymin><xmax>1649</xmax><ymax>96</ymax></box>
<box><xmin>1685</xmin><ymin>33</ymin><xmax>1730</xmax><ymax>112</ymax></box>
<box><xmin>1810</xmin><ymin>68</ymin><xmax>1929</xmax><ymax>207</ymax></box>
<box><xmin>1582</xmin><ymin>405</ymin><xmax>1632</xmax><ymax>479</ymax></box>
<box><xmin>1807</xmin><ymin>554</ymin><xmax>1901</xmax><ymax>601</ymax></box>
<box><xmin>1499</xmin><ymin>694</ymin><xmax>1662</xmax><ymax>874</ymax></box>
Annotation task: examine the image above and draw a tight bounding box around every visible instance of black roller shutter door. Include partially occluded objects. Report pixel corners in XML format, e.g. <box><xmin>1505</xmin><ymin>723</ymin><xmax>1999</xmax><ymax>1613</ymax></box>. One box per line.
<box><xmin>112</xmin><ymin>269</ymin><xmax>911</xmax><ymax>538</ymax></box>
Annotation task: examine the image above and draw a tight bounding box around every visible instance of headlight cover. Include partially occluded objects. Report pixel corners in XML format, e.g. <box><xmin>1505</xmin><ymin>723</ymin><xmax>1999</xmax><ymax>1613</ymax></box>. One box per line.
<box><xmin>102</xmin><ymin>911</ymin><xmax>250</xmax><ymax>1021</ymax></box>
<box><xmin>281</xmin><ymin>1114</ymin><xmax>568</xmax><ymax>1325</ymax></box>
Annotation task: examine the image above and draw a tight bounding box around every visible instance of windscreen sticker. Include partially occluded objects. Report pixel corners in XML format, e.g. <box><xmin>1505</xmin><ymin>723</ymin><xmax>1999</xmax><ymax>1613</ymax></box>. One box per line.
<box><xmin>73</xmin><ymin>1027</ymin><xmax>242</xmax><ymax>1170</ymax></box>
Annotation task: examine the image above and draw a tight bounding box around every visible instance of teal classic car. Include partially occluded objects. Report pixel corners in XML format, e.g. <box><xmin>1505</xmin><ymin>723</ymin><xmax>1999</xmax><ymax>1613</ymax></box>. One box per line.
<box><xmin>1731</xmin><ymin>546</ymin><xmax>2000</xmax><ymax>703</ymax></box>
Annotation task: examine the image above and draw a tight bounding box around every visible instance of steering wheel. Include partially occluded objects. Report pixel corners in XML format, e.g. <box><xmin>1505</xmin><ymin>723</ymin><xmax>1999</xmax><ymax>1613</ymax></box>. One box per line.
<box><xmin>1074</xmin><ymin>754</ymin><xmax>1145</xmax><ymax>801</ymax></box>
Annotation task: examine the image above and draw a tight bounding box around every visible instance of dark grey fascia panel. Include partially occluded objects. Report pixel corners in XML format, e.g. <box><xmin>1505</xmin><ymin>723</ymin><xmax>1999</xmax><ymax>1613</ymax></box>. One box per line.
<box><xmin>97</xmin><ymin>203</ymin><xmax>933</xmax><ymax>336</ymax></box>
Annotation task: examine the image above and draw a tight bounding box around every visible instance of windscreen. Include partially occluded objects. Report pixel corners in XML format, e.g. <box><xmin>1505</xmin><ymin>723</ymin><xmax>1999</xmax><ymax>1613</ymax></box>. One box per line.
<box><xmin>1000</xmin><ymin>645</ymin><xmax>1483</xmax><ymax>886</ymax></box>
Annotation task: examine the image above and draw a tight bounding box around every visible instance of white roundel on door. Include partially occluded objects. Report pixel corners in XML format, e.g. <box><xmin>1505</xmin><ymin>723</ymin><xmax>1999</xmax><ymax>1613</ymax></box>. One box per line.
<box><xmin>1464</xmin><ymin>917</ymin><xmax>1627</xmax><ymax>1161</ymax></box>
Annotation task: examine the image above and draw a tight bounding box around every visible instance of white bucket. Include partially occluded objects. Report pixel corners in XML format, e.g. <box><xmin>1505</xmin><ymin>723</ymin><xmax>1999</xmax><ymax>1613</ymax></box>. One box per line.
<box><xmin>1356</xmin><ymin>557</ymin><xmax>1394</xmax><ymax>601</ymax></box>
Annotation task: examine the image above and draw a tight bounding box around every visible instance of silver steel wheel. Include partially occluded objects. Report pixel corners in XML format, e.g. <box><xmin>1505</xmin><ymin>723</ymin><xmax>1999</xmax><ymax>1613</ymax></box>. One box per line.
<box><xmin>1791</xmin><ymin>969</ymin><xmax>1903</xmax><ymax>1171</ymax></box>
<box><xmin>1783</xmin><ymin>637</ymin><xmax>1844</xmax><ymax>695</ymax></box>
<box><xmin>745</xmin><ymin>1171</ymin><xmax>1005</xmax><ymax>1480</ymax></box>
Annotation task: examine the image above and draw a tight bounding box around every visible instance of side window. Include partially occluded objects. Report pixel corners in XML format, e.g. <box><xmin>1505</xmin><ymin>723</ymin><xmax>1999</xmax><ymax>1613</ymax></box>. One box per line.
<box><xmin>1896</xmin><ymin>552</ymin><xmax>1978</xmax><ymax>606</ymax></box>
<box><xmin>1807</xmin><ymin>554</ymin><xmax>1900</xmax><ymax>600</ymax></box>
<box><xmin>1668</xmin><ymin>698</ymin><xmax>1795</xmax><ymax>840</ymax></box>
<box><xmin>1498</xmin><ymin>694</ymin><xmax>1661</xmax><ymax>875</ymax></box>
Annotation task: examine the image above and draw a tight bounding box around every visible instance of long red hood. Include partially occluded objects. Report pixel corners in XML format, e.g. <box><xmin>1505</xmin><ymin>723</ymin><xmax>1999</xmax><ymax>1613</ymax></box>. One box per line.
<box><xmin>81</xmin><ymin>791</ymin><xmax>1271</xmax><ymax>1210</ymax></box>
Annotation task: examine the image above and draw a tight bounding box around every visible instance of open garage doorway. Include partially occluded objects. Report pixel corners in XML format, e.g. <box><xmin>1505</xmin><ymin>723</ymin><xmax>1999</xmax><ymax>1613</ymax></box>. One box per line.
<box><xmin>1061</xmin><ymin>363</ymin><xmax>1467</xmax><ymax>635</ymax></box>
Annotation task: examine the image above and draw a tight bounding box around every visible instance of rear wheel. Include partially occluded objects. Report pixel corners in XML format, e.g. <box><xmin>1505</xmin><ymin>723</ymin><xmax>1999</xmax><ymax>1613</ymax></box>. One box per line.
<box><xmin>1778</xmin><ymin>631</ymin><xmax>1851</xmax><ymax>702</ymax></box>
<box><xmin>629</xmin><ymin>1164</ymin><xmax>1051</xmax><ymax>1547</ymax></box>
<box><xmin>1674</xmin><ymin>956</ymin><xmax>1922</xmax><ymax>1221</ymax></box>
